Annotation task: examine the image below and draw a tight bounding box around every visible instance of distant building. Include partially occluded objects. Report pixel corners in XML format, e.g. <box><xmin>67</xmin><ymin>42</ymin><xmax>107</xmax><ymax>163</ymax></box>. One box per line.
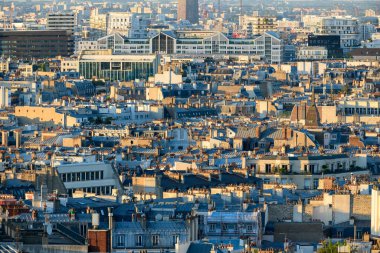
<box><xmin>177</xmin><ymin>0</ymin><xmax>199</xmax><ymax>24</ymax></box>
<box><xmin>106</xmin><ymin>12</ymin><xmax>149</xmax><ymax>38</ymax></box>
<box><xmin>46</xmin><ymin>13</ymin><xmax>77</xmax><ymax>33</ymax></box>
<box><xmin>318</xmin><ymin>16</ymin><xmax>360</xmax><ymax>50</ymax></box>
<box><xmin>239</xmin><ymin>15</ymin><xmax>278</xmax><ymax>36</ymax></box>
<box><xmin>308</xmin><ymin>34</ymin><xmax>343</xmax><ymax>59</ymax></box>
<box><xmin>0</xmin><ymin>30</ymin><xmax>74</xmax><ymax>59</ymax></box>
<box><xmin>56</xmin><ymin>162</ymin><xmax>121</xmax><ymax>196</ymax></box>
<box><xmin>77</xmin><ymin>51</ymin><xmax>160</xmax><ymax>81</ymax></box>
<box><xmin>297</xmin><ymin>46</ymin><xmax>328</xmax><ymax>60</ymax></box>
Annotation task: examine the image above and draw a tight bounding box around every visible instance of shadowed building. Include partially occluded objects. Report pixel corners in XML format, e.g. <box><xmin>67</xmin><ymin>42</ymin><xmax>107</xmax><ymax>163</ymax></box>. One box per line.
<box><xmin>0</xmin><ymin>30</ymin><xmax>74</xmax><ymax>59</ymax></box>
<box><xmin>178</xmin><ymin>0</ymin><xmax>199</xmax><ymax>24</ymax></box>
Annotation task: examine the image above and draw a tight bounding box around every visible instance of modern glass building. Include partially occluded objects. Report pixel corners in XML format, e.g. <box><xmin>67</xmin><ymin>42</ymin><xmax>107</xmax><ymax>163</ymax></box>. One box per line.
<box><xmin>78</xmin><ymin>53</ymin><xmax>160</xmax><ymax>81</ymax></box>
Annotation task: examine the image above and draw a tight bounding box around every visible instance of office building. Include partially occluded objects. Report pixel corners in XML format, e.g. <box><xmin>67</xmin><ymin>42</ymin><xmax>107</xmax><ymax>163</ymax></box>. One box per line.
<box><xmin>0</xmin><ymin>30</ymin><xmax>74</xmax><ymax>59</ymax></box>
<box><xmin>84</xmin><ymin>31</ymin><xmax>282</xmax><ymax>64</ymax></box>
<box><xmin>78</xmin><ymin>51</ymin><xmax>160</xmax><ymax>81</ymax></box>
<box><xmin>46</xmin><ymin>13</ymin><xmax>77</xmax><ymax>33</ymax></box>
<box><xmin>177</xmin><ymin>0</ymin><xmax>199</xmax><ymax>24</ymax></box>
<box><xmin>308</xmin><ymin>34</ymin><xmax>343</xmax><ymax>59</ymax></box>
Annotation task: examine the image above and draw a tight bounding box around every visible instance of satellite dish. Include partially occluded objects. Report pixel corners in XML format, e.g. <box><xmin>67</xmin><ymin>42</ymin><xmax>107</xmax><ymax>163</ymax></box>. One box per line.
<box><xmin>47</xmin><ymin>224</ymin><xmax>53</xmax><ymax>235</ymax></box>
<box><xmin>155</xmin><ymin>214</ymin><xmax>163</xmax><ymax>221</ymax></box>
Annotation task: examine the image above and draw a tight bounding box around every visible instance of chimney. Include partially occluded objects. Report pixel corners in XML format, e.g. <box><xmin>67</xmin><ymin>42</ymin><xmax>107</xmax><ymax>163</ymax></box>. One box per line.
<box><xmin>255</xmin><ymin>126</ymin><xmax>261</xmax><ymax>138</ymax></box>
<box><xmin>140</xmin><ymin>214</ymin><xmax>147</xmax><ymax>230</ymax></box>
<box><xmin>92</xmin><ymin>212</ymin><xmax>100</xmax><ymax>229</ymax></box>
<box><xmin>108</xmin><ymin>207</ymin><xmax>114</xmax><ymax>230</ymax></box>
<box><xmin>14</xmin><ymin>130</ymin><xmax>21</xmax><ymax>148</ymax></box>
<box><xmin>2</xmin><ymin>131</ymin><xmax>8</xmax><ymax>147</ymax></box>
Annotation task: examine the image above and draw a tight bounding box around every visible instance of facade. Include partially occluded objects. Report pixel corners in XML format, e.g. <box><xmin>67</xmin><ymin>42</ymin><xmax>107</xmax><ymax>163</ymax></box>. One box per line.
<box><xmin>200</xmin><ymin>211</ymin><xmax>262</xmax><ymax>246</ymax></box>
<box><xmin>239</xmin><ymin>15</ymin><xmax>278</xmax><ymax>36</ymax></box>
<box><xmin>246</xmin><ymin>154</ymin><xmax>366</xmax><ymax>189</ymax></box>
<box><xmin>177</xmin><ymin>0</ymin><xmax>199</xmax><ymax>24</ymax></box>
<box><xmin>78</xmin><ymin>52</ymin><xmax>160</xmax><ymax>81</ymax></box>
<box><xmin>112</xmin><ymin>219</ymin><xmax>194</xmax><ymax>250</ymax></box>
<box><xmin>56</xmin><ymin>162</ymin><xmax>121</xmax><ymax>196</ymax></box>
<box><xmin>318</xmin><ymin>16</ymin><xmax>360</xmax><ymax>50</ymax></box>
<box><xmin>297</xmin><ymin>46</ymin><xmax>328</xmax><ymax>60</ymax></box>
<box><xmin>308</xmin><ymin>34</ymin><xmax>343</xmax><ymax>59</ymax></box>
<box><xmin>0</xmin><ymin>31</ymin><xmax>74</xmax><ymax>59</ymax></box>
<box><xmin>106</xmin><ymin>12</ymin><xmax>149</xmax><ymax>38</ymax></box>
<box><xmin>86</xmin><ymin>31</ymin><xmax>282</xmax><ymax>64</ymax></box>
<box><xmin>46</xmin><ymin>13</ymin><xmax>77</xmax><ymax>33</ymax></box>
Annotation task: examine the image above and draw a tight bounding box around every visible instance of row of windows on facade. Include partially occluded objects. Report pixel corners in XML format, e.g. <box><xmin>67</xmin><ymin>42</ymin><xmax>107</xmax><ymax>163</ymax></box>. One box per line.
<box><xmin>261</xmin><ymin>162</ymin><xmax>349</xmax><ymax>173</ymax></box>
<box><xmin>60</xmin><ymin>170</ymin><xmax>104</xmax><ymax>182</ymax></box>
<box><xmin>208</xmin><ymin>223</ymin><xmax>256</xmax><ymax>232</ymax></box>
<box><xmin>67</xmin><ymin>185</ymin><xmax>114</xmax><ymax>196</ymax></box>
<box><xmin>344</xmin><ymin>107</ymin><xmax>380</xmax><ymax>115</ymax></box>
<box><xmin>114</xmin><ymin>234</ymin><xmax>179</xmax><ymax>247</ymax></box>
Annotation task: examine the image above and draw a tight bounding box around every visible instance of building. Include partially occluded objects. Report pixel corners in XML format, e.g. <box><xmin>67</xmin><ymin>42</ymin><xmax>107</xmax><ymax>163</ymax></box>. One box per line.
<box><xmin>308</xmin><ymin>34</ymin><xmax>343</xmax><ymax>59</ymax></box>
<box><xmin>297</xmin><ymin>46</ymin><xmax>328</xmax><ymax>60</ymax></box>
<box><xmin>177</xmin><ymin>0</ymin><xmax>199</xmax><ymax>24</ymax></box>
<box><xmin>106</xmin><ymin>12</ymin><xmax>149</xmax><ymax>38</ymax></box>
<box><xmin>46</xmin><ymin>13</ymin><xmax>77</xmax><ymax>33</ymax></box>
<box><xmin>90</xmin><ymin>31</ymin><xmax>282</xmax><ymax>64</ymax></box>
<box><xmin>371</xmin><ymin>186</ymin><xmax>380</xmax><ymax>237</ymax></box>
<box><xmin>0</xmin><ymin>31</ymin><xmax>74</xmax><ymax>59</ymax></box>
<box><xmin>318</xmin><ymin>16</ymin><xmax>360</xmax><ymax>50</ymax></box>
<box><xmin>239</xmin><ymin>15</ymin><xmax>278</xmax><ymax>36</ymax></box>
<box><xmin>78</xmin><ymin>50</ymin><xmax>160</xmax><ymax>81</ymax></box>
<box><xmin>55</xmin><ymin>162</ymin><xmax>122</xmax><ymax>196</ymax></box>
<box><xmin>200</xmin><ymin>210</ymin><xmax>262</xmax><ymax>246</ymax></box>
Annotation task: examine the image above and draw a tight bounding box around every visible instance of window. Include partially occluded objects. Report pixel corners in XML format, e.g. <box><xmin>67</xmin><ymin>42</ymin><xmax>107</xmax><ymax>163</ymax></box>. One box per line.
<box><xmin>247</xmin><ymin>225</ymin><xmax>253</xmax><ymax>231</ymax></box>
<box><xmin>172</xmin><ymin>235</ymin><xmax>179</xmax><ymax>246</ymax></box>
<box><xmin>116</xmin><ymin>235</ymin><xmax>125</xmax><ymax>247</ymax></box>
<box><xmin>135</xmin><ymin>235</ymin><xmax>143</xmax><ymax>246</ymax></box>
<box><xmin>209</xmin><ymin>224</ymin><xmax>216</xmax><ymax>232</ymax></box>
<box><xmin>152</xmin><ymin>235</ymin><xmax>159</xmax><ymax>246</ymax></box>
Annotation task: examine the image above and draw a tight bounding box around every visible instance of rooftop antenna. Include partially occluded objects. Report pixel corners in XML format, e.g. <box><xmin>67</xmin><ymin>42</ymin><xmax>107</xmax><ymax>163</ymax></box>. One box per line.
<box><xmin>2</xmin><ymin>0</ymin><xmax>6</xmax><ymax>29</ymax></box>
<box><xmin>240</xmin><ymin>0</ymin><xmax>243</xmax><ymax>16</ymax></box>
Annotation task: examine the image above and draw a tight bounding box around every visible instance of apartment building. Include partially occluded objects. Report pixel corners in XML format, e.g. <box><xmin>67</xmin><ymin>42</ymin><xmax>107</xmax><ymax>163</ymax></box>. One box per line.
<box><xmin>297</xmin><ymin>46</ymin><xmax>328</xmax><ymax>60</ymax></box>
<box><xmin>106</xmin><ymin>12</ymin><xmax>149</xmax><ymax>38</ymax></box>
<box><xmin>318</xmin><ymin>16</ymin><xmax>360</xmax><ymax>50</ymax></box>
<box><xmin>239</xmin><ymin>15</ymin><xmax>278</xmax><ymax>36</ymax></box>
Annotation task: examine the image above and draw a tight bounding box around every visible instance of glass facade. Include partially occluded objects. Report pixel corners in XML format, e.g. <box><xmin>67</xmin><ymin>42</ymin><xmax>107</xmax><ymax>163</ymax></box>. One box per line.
<box><xmin>79</xmin><ymin>59</ymin><xmax>157</xmax><ymax>81</ymax></box>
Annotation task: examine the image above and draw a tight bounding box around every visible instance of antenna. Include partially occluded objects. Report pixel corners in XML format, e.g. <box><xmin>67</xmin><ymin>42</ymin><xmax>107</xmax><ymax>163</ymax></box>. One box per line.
<box><xmin>240</xmin><ymin>0</ymin><xmax>243</xmax><ymax>16</ymax></box>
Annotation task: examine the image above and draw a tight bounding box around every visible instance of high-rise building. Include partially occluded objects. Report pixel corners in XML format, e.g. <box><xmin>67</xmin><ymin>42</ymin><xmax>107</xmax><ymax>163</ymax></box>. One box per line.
<box><xmin>177</xmin><ymin>0</ymin><xmax>199</xmax><ymax>24</ymax></box>
<box><xmin>372</xmin><ymin>186</ymin><xmax>380</xmax><ymax>237</ymax></box>
<box><xmin>46</xmin><ymin>13</ymin><xmax>77</xmax><ymax>33</ymax></box>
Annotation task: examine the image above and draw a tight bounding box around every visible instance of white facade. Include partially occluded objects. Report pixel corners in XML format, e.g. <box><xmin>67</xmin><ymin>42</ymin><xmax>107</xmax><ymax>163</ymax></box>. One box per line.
<box><xmin>93</xmin><ymin>31</ymin><xmax>282</xmax><ymax>64</ymax></box>
<box><xmin>318</xmin><ymin>16</ymin><xmax>360</xmax><ymax>49</ymax></box>
<box><xmin>56</xmin><ymin>162</ymin><xmax>121</xmax><ymax>196</ymax></box>
<box><xmin>297</xmin><ymin>46</ymin><xmax>328</xmax><ymax>60</ymax></box>
<box><xmin>371</xmin><ymin>187</ymin><xmax>380</xmax><ymax>237</ymax></box>
<box><xmin>106</xmin><ymin>12</ymin><xmax>149</xmax><ymax>38</ymax></box>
